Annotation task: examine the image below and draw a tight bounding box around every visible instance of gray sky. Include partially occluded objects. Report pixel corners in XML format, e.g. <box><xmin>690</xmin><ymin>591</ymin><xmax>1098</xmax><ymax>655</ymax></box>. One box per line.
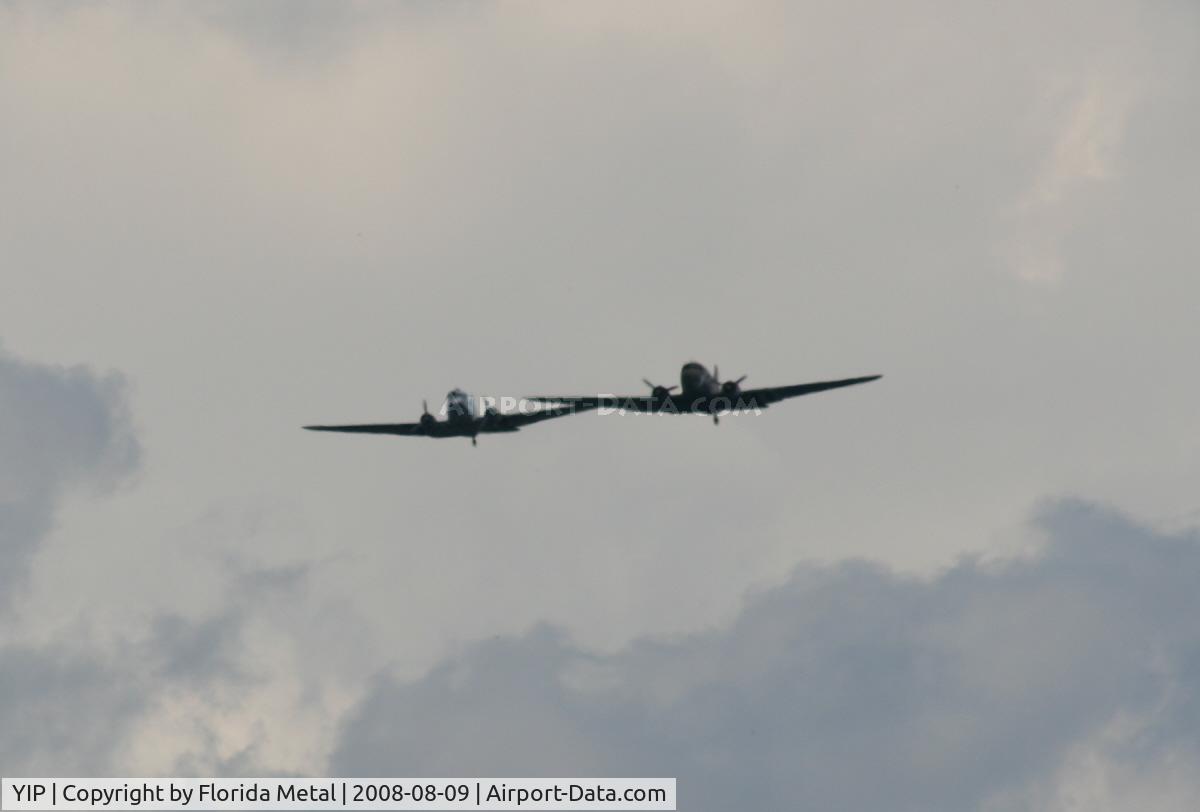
<box><xmin>1</xmin><ymin>1</ymin><xmax>1199</xmax><ymax>807</ymax></box>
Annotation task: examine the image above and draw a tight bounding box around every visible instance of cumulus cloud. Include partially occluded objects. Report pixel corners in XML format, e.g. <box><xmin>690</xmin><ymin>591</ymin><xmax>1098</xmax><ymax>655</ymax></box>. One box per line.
<box><xmin>0</xmin><ymin>347</ymin><xmax>139</xmax><ymax>598</ymax></box>
<box><xmin>0</xmin><ymin>362</ymin><xmax>341</xmax><ymax>775</ymax></box>
<box><xmin>0</xmin><ymin>345</ymin><xmax>269</xmax><ymax>775</ymax></box>
<box><xmin>0</xmin><ymin>642</ymin><xmax>143</xmax><ymax>775</ymax></box>
<box><xmin>0</xmin><ymin>560</ymin><xmax>311</xmax><ymax>775</ymax></box>
<box><xmin>0</xmin><ymin>607</ymin><xmax>255</xmax><ymax>776</ymax></box>
<box><xmin>332</xmin><ymin>501</ymin><xmax>1200</xmax><ymax>811</ymax></box>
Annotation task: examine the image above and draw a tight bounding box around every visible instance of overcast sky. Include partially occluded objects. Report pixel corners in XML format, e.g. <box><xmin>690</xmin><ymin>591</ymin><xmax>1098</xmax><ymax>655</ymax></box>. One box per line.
<box><xmin>1</xmin><ymin>1</ymin><xmax>1199</xmax><ymax>808</ymax></box>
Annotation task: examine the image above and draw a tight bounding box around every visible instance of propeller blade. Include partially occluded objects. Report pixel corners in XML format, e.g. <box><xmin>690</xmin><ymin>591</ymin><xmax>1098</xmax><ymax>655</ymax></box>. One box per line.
<box><xmin>734</xmin><ymin>374</ymin><xmax>748</xmax><ymax>385</ymax></box>
<box><xmin>643</xmin><ymin>378</ymin><xmax>678</xmax><ymax>393</ymax></box>
<box><xmin>422</xmin><ymin>399</ymin><xmax>429</xmax><ymax>415</ymax></box>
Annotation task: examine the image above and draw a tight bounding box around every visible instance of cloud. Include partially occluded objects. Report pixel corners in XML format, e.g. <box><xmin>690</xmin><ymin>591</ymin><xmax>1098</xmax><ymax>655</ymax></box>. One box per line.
<box><xmin>1007</xmin><ymin>79</ymin><xmax>1138</xmax><ymax>284</ymax></box>
<box><xmin>0</xmin><ymin>349</ymin><xmax>339</xmax><ymax>775</ymax></box>
<box><xmin>0</xmin><ymin>345</ymin><xmax>287</xmax><ymax>774</ymax></box>
<box><xmin>332</xmin><ymin>501</ymin><xmax>1200</xmax><ymax>811</ymax></box>
<box><xmin>0</xmin><ymin>560</ymin><xmax>311</xmax><ymax>775</ymax></box>
<box><xmin>0</xmin><ymin>346</ymin><xmax>140</xmax><ymax>599</ymax></box>
<box><xmin>0</xmin><ymin>607</ymin><xmax>255</xmax><ymax>776</ymax></box>
<box><xmin>0</xmin><ymin>642</ymin><xmax>144</xmax><ymax>775</ymax></box>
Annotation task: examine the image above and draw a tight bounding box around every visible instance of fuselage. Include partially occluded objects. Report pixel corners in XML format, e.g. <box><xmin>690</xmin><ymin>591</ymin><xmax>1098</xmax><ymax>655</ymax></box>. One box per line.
<box><xmin>444</xmin><ymin>388</ymin><xmax>475</xmax><ymax>424</ymax></box>
<box><xmin>438</xmin><ymin>389</ymin><xmax>515</xmax><ymax>437</ymax></box>
<box><xmin>679</xmin><ymin>362</ymin><xmax>721</xmax><ymax>398</ymax></box>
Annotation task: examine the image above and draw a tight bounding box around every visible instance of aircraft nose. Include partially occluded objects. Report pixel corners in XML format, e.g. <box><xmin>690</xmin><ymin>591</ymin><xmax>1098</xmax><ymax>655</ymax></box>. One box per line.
<box><xmin>680</xmin><ymin>362</ymin><xmax>707</xmax><ymax>387</ymax></box>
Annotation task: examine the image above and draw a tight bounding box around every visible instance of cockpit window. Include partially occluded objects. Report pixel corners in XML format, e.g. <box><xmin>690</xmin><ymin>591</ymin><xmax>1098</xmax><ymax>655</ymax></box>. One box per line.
<box><xmin>445</xmin><ymin>389</ymin><xmax>473</xmax><ymax>416</ymax></box>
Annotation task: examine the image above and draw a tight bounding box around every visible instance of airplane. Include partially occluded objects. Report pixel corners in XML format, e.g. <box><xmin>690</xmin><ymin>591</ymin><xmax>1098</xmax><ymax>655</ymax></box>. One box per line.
<box><xmin>526</xmin><ymin>362</ymin><xmax>881</xmax><ymax>424</ymax></box>
<box><xmin>304</xmin><ymin>389</ymin><xmax>589</xmax><ymax>446</ymax></box>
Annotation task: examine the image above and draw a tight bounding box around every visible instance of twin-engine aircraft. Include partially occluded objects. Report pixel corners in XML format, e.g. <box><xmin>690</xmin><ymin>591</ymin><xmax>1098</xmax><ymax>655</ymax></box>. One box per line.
<box><xmin>304</xmin><ymin>389</ymin><xmax>585</xmax><ymax>446</ymax></box>
<box><xmin>304</xmin><ymin>363</ymin><xmax>881</xmax><ymax>446</ymax></box>
<box><xmin>527</xmin><ymin>362</ymin><xmax>881</xmax><ymax>424</ymax></box>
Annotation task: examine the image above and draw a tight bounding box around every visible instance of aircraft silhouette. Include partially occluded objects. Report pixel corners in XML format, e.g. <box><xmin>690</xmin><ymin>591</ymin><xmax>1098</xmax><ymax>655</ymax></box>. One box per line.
<box><xmin>526</xmin><ymin>362</ymin><xmax>881</xmax><ymax>424</ymax></box>
<box><xmin>304</xmin><ymin>389</ymin><xmax>587</xmax><ymax>446</ymax></box>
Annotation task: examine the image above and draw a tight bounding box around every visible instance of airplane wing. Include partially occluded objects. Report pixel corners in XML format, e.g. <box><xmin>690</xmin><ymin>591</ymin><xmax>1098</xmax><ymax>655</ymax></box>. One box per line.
<box><xmin>303</xmin><ymin>423</ymin><xmax>426</xmax><ymax>435</ymax></box>
<box><xmin>528</xmin><ymin>376</ymin><xmax>882</xmax><ymax>412</ymax></box>
<box><xmin>487</xmin><ymin>403</ymin><xmax>593</xmax><ymax>430</ymax></box>
<box><xmin>738</xmin><ymin>374</ymin><xmax>882</xmax><ymax>408</ymax></box>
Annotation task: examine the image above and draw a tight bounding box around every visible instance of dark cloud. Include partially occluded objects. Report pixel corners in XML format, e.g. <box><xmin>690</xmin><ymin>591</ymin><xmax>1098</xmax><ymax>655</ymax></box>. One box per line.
<box><xmin>0</xmin><ymin>346</ymin><xmax>317</xmax><ymax>772</ymax></box>
<box><xmin>0</xmin><ymin>346</ymin><xmax>289</xmax><ymax>773</ymax></box>
<box><xmin>0</xmin><ymin>346</ymin><xmax>144</xmax><ymax>774</ymax></box>
<box><xmin>0</xmin><ymin>608</ymin><xmax>254</xmax><ymax>775</ymax></box>
<box><xmin>148</xmin><ymin>612</ymin><xmax>247</xmax><ymax>686</ymax></box>
<box><xmin>0</xmin><ymin>642</ymin><xmax>144</xmax><ymax>775</ymax></box>
<box><xmin>0</xmin><ymin>563</ymin><xmax>296</xmax><ymax>775</ymax></box>
<box><xmin>0</xmin><ymin>347</ymin><xmax>140</xmax><ymax>599</ymax></box>
<box><xmin>331</xmin><ymin>501</ymin><xmax>1200</xmax><ymax>810</ymax></box>
<box><xmin>194</xmin><ymin>0</ymin><xmax>473</xmax><ymax>65</ymax></box>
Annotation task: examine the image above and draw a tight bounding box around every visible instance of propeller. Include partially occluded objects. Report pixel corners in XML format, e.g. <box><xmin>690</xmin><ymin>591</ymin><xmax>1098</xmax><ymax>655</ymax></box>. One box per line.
<box><xmin>643</xmin><ymin>378</ymin><xmax>679</xmax><ymax>400</ymax></box>
<box><xmin>713</xmin><ymin>364</ymin><xmax>746</xmax><ymax>387</ymax></box>
<box><xmin>721</xmin><ymin>373</ymin><xmax>748</xmax><ymax>394</ymax></box>
<box><xmin>717</xmin><ymin>371</ymin><xmax>749</xmax><ymax>424</ymax></box>
<box><xmin>419</xmin><ymin>399</ymin><xmax>437</xmax><ymax>427</ymax></box>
